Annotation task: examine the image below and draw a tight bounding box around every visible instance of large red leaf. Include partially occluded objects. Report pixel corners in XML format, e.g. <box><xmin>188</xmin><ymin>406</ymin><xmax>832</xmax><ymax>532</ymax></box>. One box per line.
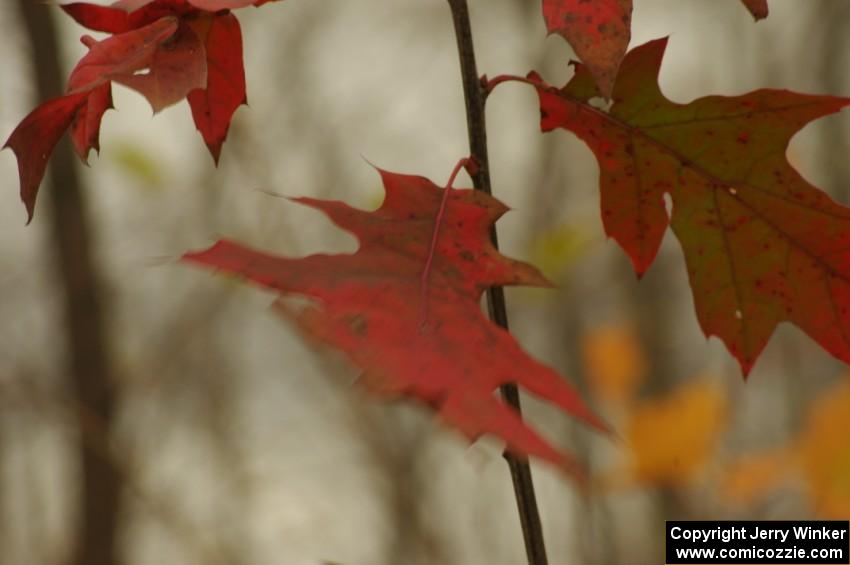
<box><xmin>184</xmin><ymin>167</ymin><xmax>607</xmax><ymax>477</ymax></box>
<box><xmin>541</xmin><ymin>0</ymin><xmax>632</xmax><ymax>100</ymax></box>
<box><xmin>526</xmin><ymin>38</ymin><xmax>850</xmax><ymax>374</ymax></box>
<box><xmin>187</xmin><ymin>13</ymin><xmax>246</xmax><ymax>163</ymax></box>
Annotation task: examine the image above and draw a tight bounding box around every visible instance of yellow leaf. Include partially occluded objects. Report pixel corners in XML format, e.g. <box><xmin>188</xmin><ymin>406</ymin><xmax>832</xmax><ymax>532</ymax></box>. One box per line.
<box><xmin>582</xmin><ymin>322</ymin><xmax>647</xmax><ymax>405</ymax></box>
<box><xmin>797</xmin><ymin>379</ymin><xmax>850</xmax><ymax>518</ymax></box>
<box><xmin>625</xmin><ymin>379</ymin><xmax>726</xmax><ymax>486</ymax></box>
<box><xmin>718</xmin><ymin>377</ymin><xmax>850</xmax><ymax>518</ymax></box>
<box><xmin>108</xmin><ymin>141</ymin><xmax>164</xmax><ymax>188</ymax></box>
<box><xmin>721</xmin><ymin>448</ymin><xmax>793</xmax><ymax>505</ymax></box>
<box><xmin>528</xmin><ymin>224</ymin><xmax>593</xmax><ymax>280</ymax></box>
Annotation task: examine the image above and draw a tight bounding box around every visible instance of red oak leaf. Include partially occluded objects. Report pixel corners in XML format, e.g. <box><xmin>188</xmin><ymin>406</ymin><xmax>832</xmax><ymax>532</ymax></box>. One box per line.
<box><xmin>541</xmin><ymin>0</ymin><xmax>632</xmax><ymax>100</ymax></box>
<box><xmin>4</xmin><ymin>17</ymin><xmax>178</xmax><ymax>221</ymax></box>
<box><xmin>187</xmin><ymin>13</ymin><xmax>246</xmax><ymax>163</ymax></box>
<box><xmin>526</xmin><ymin>38</ymin><xmax>850</xmax><ymax>374</ymax></box>
<box><xmin>184</xmin><ymin>167</ymin><xmax>607</xmax><ymax>478</ymax></box>
<box><xmin>741</xmin><ymin>0</ymin><xmax>769</xmax><ymax>20</ymax></box>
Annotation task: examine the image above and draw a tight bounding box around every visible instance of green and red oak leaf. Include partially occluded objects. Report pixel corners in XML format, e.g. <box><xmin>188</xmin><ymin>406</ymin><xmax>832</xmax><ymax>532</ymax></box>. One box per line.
<box><xmin>184</xmin><ymin>167</ymin><xmax>608</xmax><ymax>478</ymax></box>
<box><xmin>523</xmin><ymin>37</ymin><xmax>850</xmax><ymax>375</ymax></box>
<box><xmin>4</xmin><ymin>0</ymin><xmax>275</xmax><ymax>222</ymax></box>
<box><xmin>541</xmin><ymin>0</ymin><xmax>767</xmax><ymax>99</ymax></box>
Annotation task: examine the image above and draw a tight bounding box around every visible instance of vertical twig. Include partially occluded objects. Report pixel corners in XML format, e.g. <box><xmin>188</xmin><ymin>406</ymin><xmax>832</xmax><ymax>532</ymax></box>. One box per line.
<box><xmin>13</xmin><ymin>3</ymin><xmax>121</xmax><ymax>565</ymax></box>
<box><xmin>445</xmin><ymin>1</ymin><xmax>549</xmax><ymax>564</ymax></box>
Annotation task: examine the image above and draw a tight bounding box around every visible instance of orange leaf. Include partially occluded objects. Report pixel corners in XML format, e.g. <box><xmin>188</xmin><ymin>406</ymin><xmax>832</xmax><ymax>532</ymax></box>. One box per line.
<box><xmin>625</xmin><ymin>379</ymin><xmax>726</xmax><ymax>486</ymax></box>
<box><xmin>797</xmin><ymin>379</ymin><xmax>850</xmax><ymax>518</ymax></box>
<box><xmin>721</xmin><ymin>448</ymin><xmax>792</xmax><ymax>505</ymax></box>
<box><xmin>582</xmin><ymin>322</ymin><xmax>646</xmax><ymax>404</ymax></box>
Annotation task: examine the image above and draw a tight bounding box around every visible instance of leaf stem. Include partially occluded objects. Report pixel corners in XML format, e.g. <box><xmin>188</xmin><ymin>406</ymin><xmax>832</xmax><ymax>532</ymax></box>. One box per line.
<box><xmin>484</xmin><ymin>73</ymin><xmax>543</xmax><ymax>95</ymax></box>
<box><xmin>445</xmin><ymin>2</ymin><xmax>549</xmax><ymax>564</ymax></box>
<box><xmin>420</xmin><ymin>157</ymin><xmax>473</xmax><ymax>327</ymax></box>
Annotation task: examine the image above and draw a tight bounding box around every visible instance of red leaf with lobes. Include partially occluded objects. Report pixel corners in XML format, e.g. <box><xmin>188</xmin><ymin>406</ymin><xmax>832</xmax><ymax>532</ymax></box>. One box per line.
<box><xmin>541</xmin><ymin>0</ymin><xmax>632</xmax><ymax>99</ymax></box>
<box><xmin>528</xmin><ymin>38</ymin><xmax>850</xmax><ymax>374</ymax></box>
<box><xmin>187</xmin><ymin>13</ymin><xmax>247</xmax><ymax>163</ymax></box>
<box><xmin>184</xmin><ymin>168</ymin><xmax>608</xmax><ymax>478</ymax></box>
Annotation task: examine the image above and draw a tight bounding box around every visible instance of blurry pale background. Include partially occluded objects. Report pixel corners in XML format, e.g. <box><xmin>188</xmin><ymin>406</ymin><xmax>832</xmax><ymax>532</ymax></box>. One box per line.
<box><xmin>1</xmin><ymin>1</ymin><xmax>849</xmax><ymax>564</ymax></box>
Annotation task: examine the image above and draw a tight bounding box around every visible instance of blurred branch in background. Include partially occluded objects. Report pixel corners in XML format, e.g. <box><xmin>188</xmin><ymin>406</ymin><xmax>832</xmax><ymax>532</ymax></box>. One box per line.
<box><xmin>12</xmin><ymin>2</ymin><xmax>121</xmax><ymax>564</ymax></box>
<box><xmin>0</xmin><ymin>376</ymin><xmax>235</xmax><ymax>565</ymax></box>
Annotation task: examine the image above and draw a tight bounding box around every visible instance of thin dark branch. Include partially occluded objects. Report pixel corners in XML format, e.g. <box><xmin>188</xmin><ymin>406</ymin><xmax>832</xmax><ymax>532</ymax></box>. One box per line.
<box><xmin>445</xmin><ymin>1</ymin><xmax>549</xmax><ymax>564</ymax></box>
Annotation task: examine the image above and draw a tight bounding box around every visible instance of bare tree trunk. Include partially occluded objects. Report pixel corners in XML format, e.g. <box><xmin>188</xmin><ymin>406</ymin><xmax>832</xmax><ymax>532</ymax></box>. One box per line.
<box><xmin>13</xmin><ymin>3</ymin><xmax>121</xmax><ymax>565</ymax></box>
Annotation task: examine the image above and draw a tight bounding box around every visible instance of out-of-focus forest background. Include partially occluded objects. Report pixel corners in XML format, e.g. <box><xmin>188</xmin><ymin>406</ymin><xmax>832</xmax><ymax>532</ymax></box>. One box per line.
<box><xmin>0</xmin><ymin>1</ymin><xmax>849</xmax><ymax>564</ymax></box>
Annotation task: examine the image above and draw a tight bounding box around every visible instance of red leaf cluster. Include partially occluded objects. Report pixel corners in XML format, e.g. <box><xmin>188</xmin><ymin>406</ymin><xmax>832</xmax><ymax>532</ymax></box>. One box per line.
<box><xmin>4</xmin><ymin>0</ymin><xmax>275</xmax><ymax>222</ymax></box>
